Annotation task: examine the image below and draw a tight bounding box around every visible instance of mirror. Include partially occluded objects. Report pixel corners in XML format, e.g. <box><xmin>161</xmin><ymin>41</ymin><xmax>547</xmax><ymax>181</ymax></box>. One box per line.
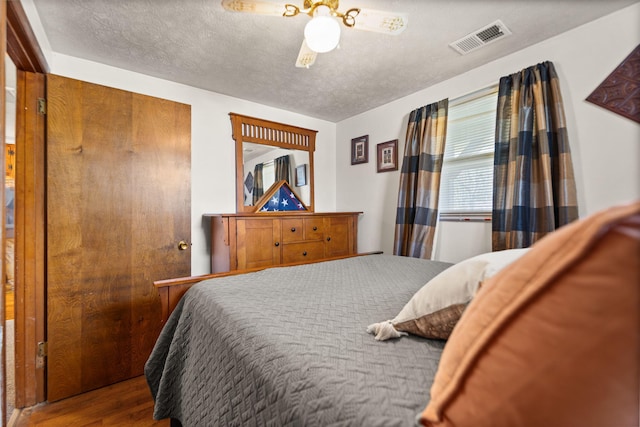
<box><xmin>229</xmin><ymin>113</ymin><xmax>317</xmax><ymax>213</ymax></box>
<box><xmin>242</xmin><ymin>142</ymin><xmax>311</xmax><ymax>207</ymax></box>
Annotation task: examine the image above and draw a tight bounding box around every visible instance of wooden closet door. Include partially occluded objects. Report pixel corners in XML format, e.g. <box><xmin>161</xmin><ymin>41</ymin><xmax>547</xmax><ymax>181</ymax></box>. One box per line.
<box><xmin>46</xmin><ymin>75</ymin><xmax>191</xmax><ymax>401</ymax></box>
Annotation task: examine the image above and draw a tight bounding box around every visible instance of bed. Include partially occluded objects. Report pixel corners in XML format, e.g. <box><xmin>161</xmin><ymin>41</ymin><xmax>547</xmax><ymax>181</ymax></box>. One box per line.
<box><xmin>145</xmin><ymin>254</ymin><xmax>452</xmax><ymax>426</ymax></box>
<box><xmin>145</xmin><ymin>202</ymin><xmax>639</xmax><ymax>427</ymax></box>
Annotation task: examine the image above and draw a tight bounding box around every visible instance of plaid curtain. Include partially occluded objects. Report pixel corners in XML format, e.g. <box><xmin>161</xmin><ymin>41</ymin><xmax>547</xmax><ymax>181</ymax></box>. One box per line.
<box><xmin>252</xmin><ymin>163</ymin><xmax>264</xmax><ymax>205</ymax></box>
<box><xmin>493</xmin><ymin>61</ymin><xmax>578</xmax><ymax>250</ymax></box>
<box><xmin>394</xmin><ymin>99</ymin><xmax>449</xmax><ymax>258</ymax></box>
<box><xmin>274</xmin><ymin>155</ymin><xmax>291</xmax><ymax>183</ymax></box>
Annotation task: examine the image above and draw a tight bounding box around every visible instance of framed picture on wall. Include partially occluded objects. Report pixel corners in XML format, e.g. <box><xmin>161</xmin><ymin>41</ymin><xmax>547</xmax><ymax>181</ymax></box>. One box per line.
<box><xmin>244</xmin><ymin>171</ymin><xmax>254</xmax><ymax>193</ymax></box>
<box><xmin>351</xmin><ymin>135</ymin><xmax>369</xmax><ymax>165</ymax></box>
<box><xmin>377</xmin><ymin>139</ymin><xmax>398</xmax><ymax>173</ymax></box>
<box><xmin>295</xmin><ymin>164</ymin><xmax>307</xmax><ymax>186</ymax></box>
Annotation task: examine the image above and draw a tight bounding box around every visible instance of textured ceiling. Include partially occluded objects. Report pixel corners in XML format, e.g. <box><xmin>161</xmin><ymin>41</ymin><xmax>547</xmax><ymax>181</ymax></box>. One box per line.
<box><xmin>31</xmin><ymin>0</ymin><xmax>637</xmax><ymax>122</ymax></box>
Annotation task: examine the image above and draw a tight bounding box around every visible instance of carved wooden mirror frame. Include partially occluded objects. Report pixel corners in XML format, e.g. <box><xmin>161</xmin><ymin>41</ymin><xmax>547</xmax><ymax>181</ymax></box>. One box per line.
<box><xmin>229</xmin><ymin>112</ymin><xmax>317</xmax><ymax>213</ymax></box>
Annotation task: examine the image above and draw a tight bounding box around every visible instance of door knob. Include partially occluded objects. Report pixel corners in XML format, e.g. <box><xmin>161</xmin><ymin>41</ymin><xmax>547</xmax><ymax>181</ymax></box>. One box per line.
<box><xmin>178</xmin><ymin>241</ymin><xmax>189</xmax><ymax>251</ymax></box>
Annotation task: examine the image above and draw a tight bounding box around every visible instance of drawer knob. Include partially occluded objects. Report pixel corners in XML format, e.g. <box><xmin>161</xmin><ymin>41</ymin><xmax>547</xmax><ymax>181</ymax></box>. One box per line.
<box><xmin>291</xmin><ymin>227</ymin><xmax>296</xmax><ymax>232</ymax></box>
<box><xmin>313</xmin><ymin>226</ymin><xmax>318</xmax><ymax>231</ymax></box>
<box><xmin>275</xmin><ymin>242</ymin><xmax>280</xmax><ymax>247</ymax></box>
<box><xmin>302</xmin><ymin>251</ymin><xmax>307</xmax><ymax>256</ymax></box>
<box><xmin>327</xmin><ymin>237</ymin><xmax>331</xmax><ymax>242</ymax></box>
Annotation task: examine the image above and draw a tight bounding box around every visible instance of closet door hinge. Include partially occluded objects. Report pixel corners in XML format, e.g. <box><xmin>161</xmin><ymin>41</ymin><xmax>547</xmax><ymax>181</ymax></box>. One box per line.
<box><xmin>37</xmin><ymin>98</ymin><xmax>47</xmax><ymax>115</ymax></box>
<box><xmin>36</xmin><ymin>341</ymin><xmax>48</xmax><ymax>368</ymax></box>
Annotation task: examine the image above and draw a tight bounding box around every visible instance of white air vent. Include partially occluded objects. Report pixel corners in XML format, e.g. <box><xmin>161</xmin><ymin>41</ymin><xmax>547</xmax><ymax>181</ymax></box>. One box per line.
<box><xmin>449</xmin><ymin>20</ymin><xmax>511</xmax><ymax>55</ymax></box>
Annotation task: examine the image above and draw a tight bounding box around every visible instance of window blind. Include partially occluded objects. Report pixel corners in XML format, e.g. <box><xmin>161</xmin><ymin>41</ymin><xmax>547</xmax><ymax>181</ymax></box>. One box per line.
<box><xmin>439</xmin><ymin>86</ymin><xmax>498</xmax><ymax>220</ymax></box>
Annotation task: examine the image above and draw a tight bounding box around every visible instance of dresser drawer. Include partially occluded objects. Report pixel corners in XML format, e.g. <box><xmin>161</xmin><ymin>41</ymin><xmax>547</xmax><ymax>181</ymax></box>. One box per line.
<box><xmin>282</xmin><ymin>241</ymin><xmax>325</xmax><ymax>264</ymax></box>
<box><xmin>281</xmin><ymin>219</ymin><xmax>304</xmax><ymax>243</ymax></box>
<box><xmin>304</xmin><ymin>218</ymin><xmax>324</xmax><ymax>240</ymax></box>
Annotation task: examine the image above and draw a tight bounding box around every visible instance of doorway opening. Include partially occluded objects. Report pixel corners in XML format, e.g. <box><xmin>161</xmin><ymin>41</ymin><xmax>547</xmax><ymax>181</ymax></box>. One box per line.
<box><xmin>5</xmin><ymin>52</ymin><xmax>17</xmax><ymax>423</ymax></box>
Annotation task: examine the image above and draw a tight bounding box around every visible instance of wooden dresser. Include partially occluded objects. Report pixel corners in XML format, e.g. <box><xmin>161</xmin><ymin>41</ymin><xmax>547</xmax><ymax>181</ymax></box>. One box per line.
<box><xmin>205</xmin><ymin>212</ymin><xmax>361</xmax><ymax>272</ymax></box>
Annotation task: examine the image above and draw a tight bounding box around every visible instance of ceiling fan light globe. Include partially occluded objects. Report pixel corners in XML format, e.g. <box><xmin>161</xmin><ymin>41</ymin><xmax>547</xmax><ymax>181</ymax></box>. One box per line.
<box><xmin>304</xmin><ymin>16</ymin><xmax>341</xmax><ymax>53</ymax></box>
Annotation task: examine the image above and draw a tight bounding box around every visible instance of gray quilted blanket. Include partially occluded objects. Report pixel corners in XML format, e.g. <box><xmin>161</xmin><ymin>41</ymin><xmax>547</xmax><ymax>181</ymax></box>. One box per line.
<box><xmin>145</xmin><ymin>254</ymin><xmax>452</xmax><ymax>427</ymax></box>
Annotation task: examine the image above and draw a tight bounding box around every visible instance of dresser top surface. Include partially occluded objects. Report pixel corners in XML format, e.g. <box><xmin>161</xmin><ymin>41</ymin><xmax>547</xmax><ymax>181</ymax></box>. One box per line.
<box><xmin>203</xmin><ymin>212</ymin><xmax>362</xmax><ymax>218</ymax></box>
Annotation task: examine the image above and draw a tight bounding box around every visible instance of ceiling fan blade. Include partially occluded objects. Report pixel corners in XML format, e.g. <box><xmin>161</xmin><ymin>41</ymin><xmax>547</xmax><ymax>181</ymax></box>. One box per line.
<box><xmin>353</xmin><ymin>9</ymin><xmax>408</xmax><ymax>35</ymax></box>
<box><xmin>221</xmin><ymin>0</ymin><xmax>288</xmax><ymax>16</ymax></box>
<box><xmin>295</xmin><ymin>40</ymin><xmax>317</xmax><ymax>68</ymax></box>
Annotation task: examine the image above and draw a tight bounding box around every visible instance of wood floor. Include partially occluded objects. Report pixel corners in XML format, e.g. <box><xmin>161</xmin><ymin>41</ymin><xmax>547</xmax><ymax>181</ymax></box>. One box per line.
<box><xmin>10</xmin><ymin>376</ymin><xmax>170</xmax><ymax>426</ymax></box>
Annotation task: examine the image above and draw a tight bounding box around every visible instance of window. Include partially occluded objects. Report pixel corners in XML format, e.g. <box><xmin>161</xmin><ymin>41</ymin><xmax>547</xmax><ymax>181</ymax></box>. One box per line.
<box><xmin>262</xmin><ymin>160</ymin><xmax>275</xmax><ymax>191</ymax></box>
<box><xmin>439</xmin><ymin>86</ymin><xmax>498</xmax><ymax>220</ymax></box>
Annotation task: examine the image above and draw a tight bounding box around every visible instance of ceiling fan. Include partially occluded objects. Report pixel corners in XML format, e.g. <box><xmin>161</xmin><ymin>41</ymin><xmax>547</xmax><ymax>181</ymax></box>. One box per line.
<box><xmin>221</xmin><ymin>0</ymin><xmax>408</xmax><ymax>68</ymax></box>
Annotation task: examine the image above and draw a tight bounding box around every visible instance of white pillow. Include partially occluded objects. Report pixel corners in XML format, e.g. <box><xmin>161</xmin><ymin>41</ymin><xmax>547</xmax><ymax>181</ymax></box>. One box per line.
<box><xmin>367</xmin><ymin>249</ymin><xmax>529</xmax><ymax>341</ymax></box>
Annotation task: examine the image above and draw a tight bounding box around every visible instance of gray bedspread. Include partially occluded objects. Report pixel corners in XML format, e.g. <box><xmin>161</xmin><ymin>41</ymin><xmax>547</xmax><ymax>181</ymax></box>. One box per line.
<box><xmin>145</xmin><ymin>254</ymin><xmax>452</xmax><ymax>427</ymax></box>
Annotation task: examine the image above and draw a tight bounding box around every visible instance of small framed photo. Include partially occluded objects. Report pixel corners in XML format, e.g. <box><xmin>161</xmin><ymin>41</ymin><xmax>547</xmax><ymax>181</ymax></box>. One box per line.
<box><xmin>377</xmin><ymin>139</ymin><xmax>398</xmax><ymax>173</ymax></box>
<box><xmin>351</xmin><ymin>135</ymin><xmax>369</xmax><ymax>165</ymax></box>
<box><xmin>295</xmin><ymin>164</ymin><xmax>307</xmax><ymax>187</ymax></box>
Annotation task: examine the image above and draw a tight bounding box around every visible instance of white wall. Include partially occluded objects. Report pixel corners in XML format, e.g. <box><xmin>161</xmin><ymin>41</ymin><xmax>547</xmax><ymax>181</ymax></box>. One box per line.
<box><xmin>336</xmin><ymin>4</ymin><xmax>640</xmax><ymax>262</ymax></box>
<box><xmin>44</xmin><ymin>54</ymin><xmax>337</xmax><ymax>275</ymax></box>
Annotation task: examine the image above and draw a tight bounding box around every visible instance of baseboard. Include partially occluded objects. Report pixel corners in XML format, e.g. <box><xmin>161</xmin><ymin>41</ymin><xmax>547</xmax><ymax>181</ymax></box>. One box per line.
<box><xmin>7</xmin><ymin>407</ymin><xmax>21</xmax><ymax>427</ymax></box>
